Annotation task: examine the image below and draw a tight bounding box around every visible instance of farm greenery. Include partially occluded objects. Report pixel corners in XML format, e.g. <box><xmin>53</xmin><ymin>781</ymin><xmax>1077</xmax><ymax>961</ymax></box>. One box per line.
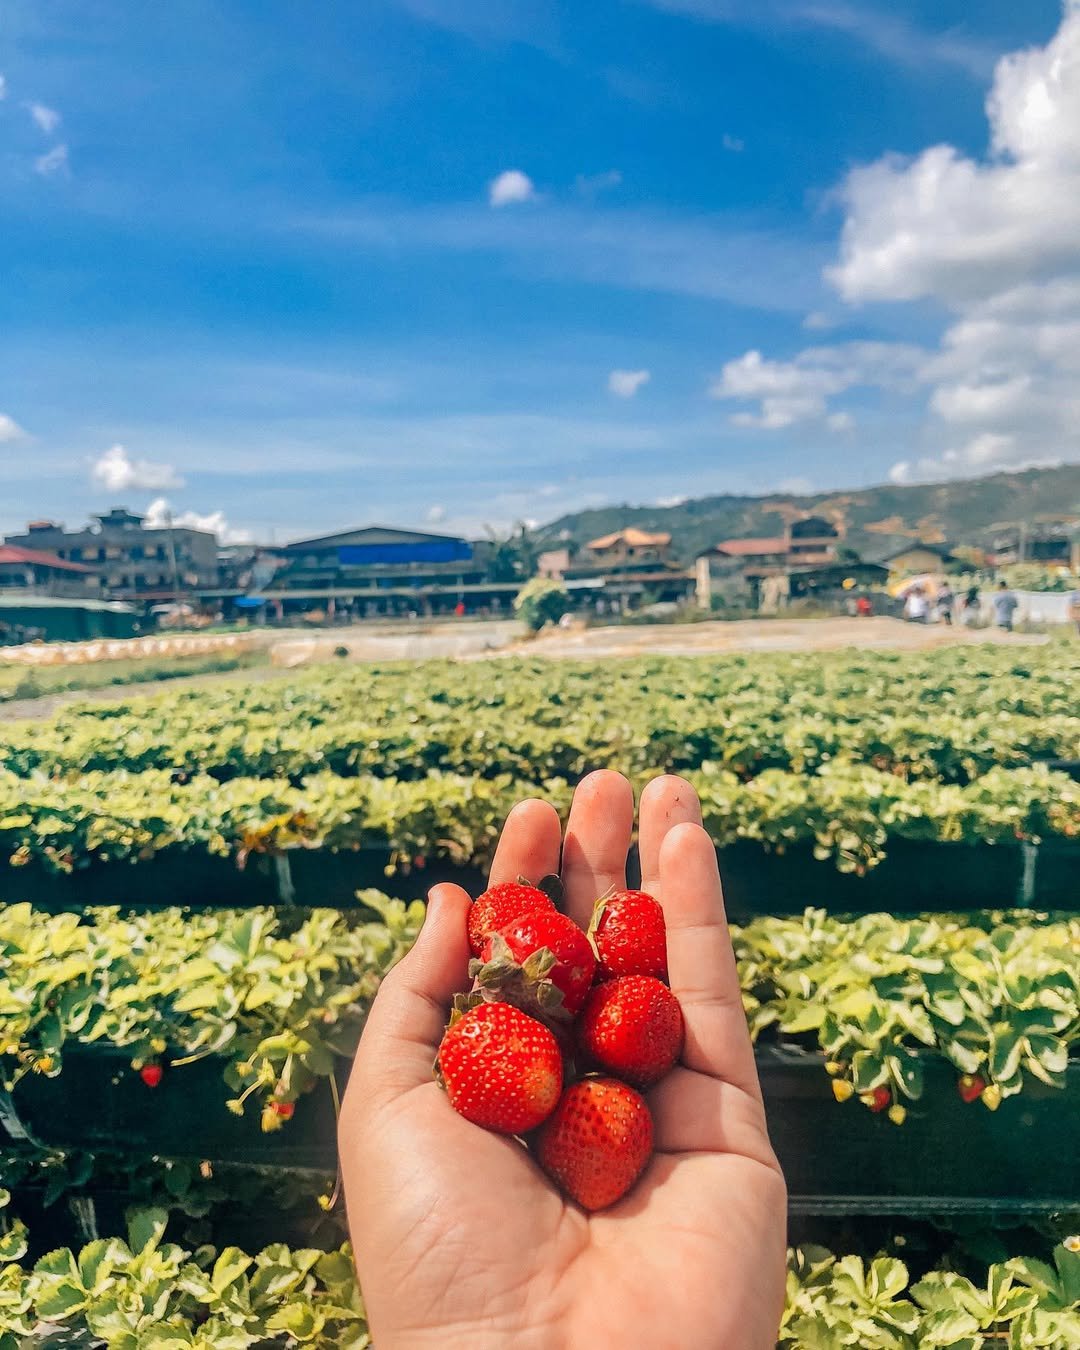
<box><xmin>0</xmin><ymin>1194</ymin><xmax>1077</xmax><ymax>1349</ymax></box>
<box><xmin>0</xmin><ymin>761</ymin><xmax>1077</xmax><ymax>876</ymax></box>
<box><xmin>0</xmin><ymin>648</ymin><xmax>1076</xmax><ymax>877</ymax></box>
<box><xmin>3</xmin><ymin>647</ymin><xmax>1078</xmax><ymax>786</ymax></box>
<box><xmin>1</xmin><ymin>901</ymin><xmax>1075</xmax><ymax>1127</ymax></box>
<box><xmin>0</xmin><ymin>896</ymin><xmax>422</xmax><ymax>1126</ymax></box>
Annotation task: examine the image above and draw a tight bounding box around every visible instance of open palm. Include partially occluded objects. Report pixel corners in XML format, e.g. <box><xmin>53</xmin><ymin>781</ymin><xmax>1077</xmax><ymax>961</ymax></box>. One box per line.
<box><xmin>341</xmin><ymin>772</ymin><xmax>787</xmax><ymax>1349</ymax></box>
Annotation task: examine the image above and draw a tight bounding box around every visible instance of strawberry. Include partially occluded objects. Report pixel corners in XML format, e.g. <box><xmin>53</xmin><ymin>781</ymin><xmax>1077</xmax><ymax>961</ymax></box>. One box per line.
<box><xmin>958</xmin><ymin>1073</ymin><xmax>986</xmax><ymax>1104</ymax></box>
<box><xmin>271</xmin><ymin>1100</ymin><xmax>295</xmax><ymax>1120</ymax></box>
<box><xmin>589</xmin><ymin>889</ymin><xmax>668</xmax><ymax>982</ymax></box>
<box><xmin>140</xmin><ymin>1064</ymin><xmax>164</xmax><ymax>1089</ymax></box>
<box><xmin>477</xmin><ymin>910</ymin><xmax>596</xmax><ymax>1017</ymax></box>
<box><xmin>467</xmin><ymin>881</ymin><xmax>555</xmax><ymax>956</ymax></box>
<box><xmin>861</xmin><ymin>1086</ymin><xmax>891</xmax><ymax>1113</ymax></box>
<box><xmin>535</xmin><ymin>1077</ymin><xmax>653</xmax><ymax>1211</ymax></box>
<box><xmin>437</xmin><ymin>1002</ymin><xmax>562</xmax><ymax>1134</ymax></box>
<box><xmin>576</xmin><ymin>975</ymin><xmax>683</xmax><ymax>1087</ymax></box>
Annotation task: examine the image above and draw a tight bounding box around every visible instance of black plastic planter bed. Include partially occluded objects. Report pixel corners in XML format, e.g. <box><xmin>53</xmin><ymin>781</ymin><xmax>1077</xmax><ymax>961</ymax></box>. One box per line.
<box><xmin>2</xmin><ymin>847</ymin><xmax>487</xmax><ymax>912</ymax></box>
<box><xmin>5</xmin><ymin>1046</ymin><xmax>1077</xmax><ymax>1215</ymax></box>
<box><xmin>0</xmin><ymin>1047</ymin><xmax>341</xmax><ymax>1171</ymax></box>
<box><xmin>759</xmin><ymin>1047</ymin><xmax>1080</xmax><ymax>1215</ymax></box>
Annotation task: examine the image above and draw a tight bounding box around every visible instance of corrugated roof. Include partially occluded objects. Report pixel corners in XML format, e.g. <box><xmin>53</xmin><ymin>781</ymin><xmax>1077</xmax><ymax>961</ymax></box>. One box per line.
<box><xmin>587</xmin><ymin>528</ymin><xmax>671</xmax><ymax>550</ymax></box>
<box><xmin>0</xmin><ymin>545</ymin><xmax>93</xmax><ymax>574</ymax></box>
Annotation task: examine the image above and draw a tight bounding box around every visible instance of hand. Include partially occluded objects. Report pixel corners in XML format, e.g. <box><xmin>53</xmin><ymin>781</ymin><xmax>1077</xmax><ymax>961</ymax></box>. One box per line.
<box><xmin>340</xmin><ymin>771</ymin><xmax>787</xmax><ymax>1349</ymax></box>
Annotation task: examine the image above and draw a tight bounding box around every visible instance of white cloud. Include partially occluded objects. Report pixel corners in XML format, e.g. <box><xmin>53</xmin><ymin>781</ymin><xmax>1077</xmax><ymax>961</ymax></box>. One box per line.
<box><xmin>802</xmin><ymin>311</ymin><xmax>834</xmax><ymax>330</ymax></box>
<box><xmin>608</xmin><ymin>368</ymin><xmax>651</xmax><ymax>398</ymax></box>
<box><xmin>425</xmin><ymin>504</ymin><xmax>447</xmax><ymax>523</ymax></box>
<box><xmin>710</xmin><ymin>342</ymin><xmax>922</xmax><ymax>428</ymax></box>
<box><xmin>656</xmin><ymin>493</ymin><xmax>687</xmax><ymax>507</ymax></box>
<box><xmin>488</xmin><ymin>169</ymin><xmax>537</xmax><ymax>207</ymax></box>
<box><xmin>0</xmin><ymin>76</ymin><xmax>7</xmax><ymax>101</ymax></box>
<box><xmin>25</xmin><ymin>101</ymin><xmax>61</xmax><ymax>134</ymax></box>
<box><xmin>698</xmin><ymin>5</ymin><xmax>1080</xmax><ymax>484</ymax></box>
<box><xmin>145</xmin><ymin>496</ymin><xmax>252</xmax><ymax>544</ymax></box>
<box><xmin>0</xmin><ymin>414</ymin><xmax>26</xmax><ymax>443</ymax></box>
<box><xmin>34</xmin><ymin>144</ymin><xmax>68</xmax><ymax>177</ymax></box>
<box><xmin>722</xmin><ymin>133</ymin><xmax>745</xmax><ymax>152</ymax></box>
<box><xmin>90</xmin><ymin>444</ymin><xmax>185</xmax><ymax>493</ymax></box>
<box><xmin>778</xmin><ymin>475</ymin><xmax>814</xmax><ymax>495</ymax></box>
<box><xmin>537</xmin><ymin>483</ymin><xmax>562</xmax><ymax>498</ymax></box>
<box><xmin>830</xmin><ymin>7</ymin><xmax>1080</xmax><ymax>306</ymax></box>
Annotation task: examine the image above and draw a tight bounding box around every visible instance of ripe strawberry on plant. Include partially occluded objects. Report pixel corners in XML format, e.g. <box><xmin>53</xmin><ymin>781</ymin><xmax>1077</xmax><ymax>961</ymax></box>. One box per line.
<box><xmin>477</xmin><ymin>910</ymin><xmax>596</xmax><ymax>1017</ymax></box>
<box><xmin>140</xmin><ymin>1064</ymin><xmax>164</xmax><ymax>1089</ymax></box>
<box><xmin>535</xmin><ymin>1077</ymin><xmax>653</xmax><ymax>1211</ymax></box>
<box><xmin>467</xmin><ymin>881</ymin><xmax>555</xmax><ymax>956</ymax></box>
<box><xmin>436</xmin><ymin>1002</ymin><xmax>562</xmax><ymax>1135</ymax></box>
<box><xmin>577</xmin><ymin>975</ymin><xmax>683</xmax><ymax>1088</ymax></box>
<box><xmin>589</xmin><ymin>889</ymin><xmax>668</xmax><ymax>982</ymax></box>
<box><xmin>861</xmin><ymin>1086</ymin><xmax>891</xmax><ymax>1113</ymax></box>
<box><xmin>958</xmin><ymin>1073</ymin><xmax>986</xmax><ymax>1104</ymax></box>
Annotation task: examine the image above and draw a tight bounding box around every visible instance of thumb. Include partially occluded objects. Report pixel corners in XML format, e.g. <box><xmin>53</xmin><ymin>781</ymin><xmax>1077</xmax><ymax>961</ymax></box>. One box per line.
<box><xmin>351</xmin><ymin>884</ymin><xmax>472</xmax><ymax>1101</ymax></box>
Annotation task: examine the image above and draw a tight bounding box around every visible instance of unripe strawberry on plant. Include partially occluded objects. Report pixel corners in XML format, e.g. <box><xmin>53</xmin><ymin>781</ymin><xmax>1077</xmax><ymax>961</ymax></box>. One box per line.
<box><xmin>577</xmin><ymin>975</ymin><xmax>683</xmax><ymax>1088</ymax></box>
<box><xmin>958</xmin><ymin>1073</ymin><xmax>986</xmax><ymax>1104</ymax></box>
<box><xmin>589</xmin><ymin>889</ymin><xmax>668</xmax><ymax>982</ymax></box>
<box><xmin>981</xmin><ymin>1083</ymin><xmax>1002</xmax><ymax>1111</ymax></box>
<box><xmin>467</xmin><ymin>881</ymin><xmax>556</xmax><ymax>956</ymax></box>
<box><xmin>536</xmin><ymin>1077</ymin><xmax>653</xmax><ymax>1212</ymax></box>
<box><xmin>437</xmin><ymin>1002</ymin><xmax>562</xmax><ymax>1134</ymax></box>
<box><xmin>477</xmin><ymin>910</ymin><xmax>596</xmax><ymax>1017</ymax></box>
<box><xmin>831</xmin><ymin>1079</ymin><xmax>854</xmax><ymax>1103</ymax></box>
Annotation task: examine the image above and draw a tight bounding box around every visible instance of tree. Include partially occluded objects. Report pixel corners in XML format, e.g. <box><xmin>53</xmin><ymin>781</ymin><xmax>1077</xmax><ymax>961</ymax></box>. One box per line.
<box><xmin>514</xmin><ymin>577</ymin><xmax>569</xmax><ymax>632</ymax></box>
<box><xmin>485</xmin><ymin>523</ymin><xmax>539</xmax><ymax>583</ymax></box>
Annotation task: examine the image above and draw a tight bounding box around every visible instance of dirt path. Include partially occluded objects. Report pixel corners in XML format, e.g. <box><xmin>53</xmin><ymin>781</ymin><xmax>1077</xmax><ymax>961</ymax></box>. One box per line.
<box><xmin>514</xmin><ymin>615</ymin><xmax>1049</xmax><ymax>659</ymax></box>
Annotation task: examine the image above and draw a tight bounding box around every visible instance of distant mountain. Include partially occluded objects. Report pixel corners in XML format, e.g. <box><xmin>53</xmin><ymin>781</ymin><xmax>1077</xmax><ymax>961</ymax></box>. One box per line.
<box><xmin>537</xmin><ymin>465</ymin><xmax>1080</xmax><ymax>563</ymax></box>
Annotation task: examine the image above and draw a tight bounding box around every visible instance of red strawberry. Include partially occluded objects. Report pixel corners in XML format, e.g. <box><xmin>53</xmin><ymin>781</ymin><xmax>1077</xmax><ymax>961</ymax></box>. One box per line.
<box><xmin>590</xmin><ymin>889</ymin><xmax>668</xmax><ymax>982</ymax></box>
<box><xmin>437</xmin><ymin>1002</ymin><xmax>562</xmax><ymax>1134</ymax></box>
<box><xmin>535</xmin><ymin>1077</ymin><xmax>653</xmax><ymax>1211</ymax></box>
<box><xmin>861</xmin><ymin>1085</ymin><xmax>891</xmax><ymax>1113</ymax></box>
<box><xmin>478</xmin><ymin>910</ymin><xmax>596</xmax><ymax>1016</ymax></box>
<box><xmin>468</xmin><ymin>881</ymin><xmax>555</xmax><ymax>956</ymax></box>
<box><xmin>140</xmin><ymin>1064</ymin><xmax>163</xmax><ymax>1089</ymax></box>
<box><xmin>958</xmin><ymin>1073</ymin><xmax>986</xmax><ymax>1104</ymax></box>
<box><xmin>271</xmin><ymin>1100</ymin><xmax>295</xmax><ymax>1119</ymax></box>
<box><xmin>577</xmin><ymin>975</ymin><xmax>683</xmax><ymax>1087</ymax></box>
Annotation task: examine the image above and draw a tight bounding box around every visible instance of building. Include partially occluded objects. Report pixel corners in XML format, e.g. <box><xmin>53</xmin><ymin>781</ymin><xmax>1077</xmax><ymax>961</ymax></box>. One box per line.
<box><xmin>987</xmin><ymin>519</ymin><xmax>1080</xmax><ymax>569</ymax></box>
<box><xmin>880</xmin><ymin>542</ymin><xmax>959</xmax><ymax>574</ymax></box>
<box><xmin>544</xmin><ymin>528</ymin><xmax>694</xmax><ymax>610</ymax></box>
<box><xmin>247</xmin><ymin>525</ymin><xmax>517</xmax><ymax>619</ymax></box>
<box><xmin>581</xmin><ymin>528</ymin><xmax>674</xmax><ymax>566</ymax></box>
<box><xmin>5</xmin><ymin>508</ymin><xmax>218</xmax><ymax>603</ymax></box>
<box><xmin>0</xmin><ymin>545</ymin><xmax>95</xmax><ymax>599</ymax></box>
<box><xmin>695</xmin><ymin>515</ymin><xmax>842</xmax><ymax>607</ymax></box>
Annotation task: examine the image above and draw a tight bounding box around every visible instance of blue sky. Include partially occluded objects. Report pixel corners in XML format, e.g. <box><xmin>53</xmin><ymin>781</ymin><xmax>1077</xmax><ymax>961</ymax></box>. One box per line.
<box><xmin>2</xmin><ymin>0</ymin><xmax>1077</xmax><ymax>542</ymax></box>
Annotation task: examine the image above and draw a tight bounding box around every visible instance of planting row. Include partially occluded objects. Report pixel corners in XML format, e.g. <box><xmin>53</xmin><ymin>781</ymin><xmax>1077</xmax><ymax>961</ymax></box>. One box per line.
<box><xmin>0</xmin><ymin>1195</ymin><xmax>1077</xmax><ymax>1349</ymax></box>
<box><xmin>1</xmin><ymin>901</ymin><xmax>1075</xmax><ymax>1131</ymax></box>
<box><xmin>2</xmin><ymin>760</ymin><xmax>1078</xmax><ymax>878</ymax></box>
<box><xmin>6</xmin><ymin>648</ymin><xmax>1080</xmax><ymax>786</ymax></box>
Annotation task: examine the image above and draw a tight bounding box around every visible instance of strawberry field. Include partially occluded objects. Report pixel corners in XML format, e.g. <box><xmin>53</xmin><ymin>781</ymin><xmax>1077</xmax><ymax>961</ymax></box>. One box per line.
<box><xmin>1</xmin><ymin>642</ymin><xmax>1078</xmax><ymax>1344</ymax></box>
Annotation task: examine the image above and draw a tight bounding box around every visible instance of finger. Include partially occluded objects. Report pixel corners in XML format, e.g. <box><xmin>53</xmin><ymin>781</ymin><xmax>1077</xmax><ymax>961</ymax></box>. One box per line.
<box><xmin>488</xmin><ymin>798</ymin><xmax>563</xmax><ymax>888</ymax></box>
<box><xmin>560</xmin><ymin>770</ymin><xmax>634</xmax><ymax>928</ymax></box>
<box><xmin>637</xmin><ymin>775</ymin><xmax>703</xmax><ymax>896</ymax></box>
<box><xmin>348</xmin><ymin>884</ymin><xmax>471</xmax><ymax>1102</ymax></box>
<box><xmin>659</xmin><ymin>822</ymin><xmax>761</xmax><ymax>1100</ymax></box>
